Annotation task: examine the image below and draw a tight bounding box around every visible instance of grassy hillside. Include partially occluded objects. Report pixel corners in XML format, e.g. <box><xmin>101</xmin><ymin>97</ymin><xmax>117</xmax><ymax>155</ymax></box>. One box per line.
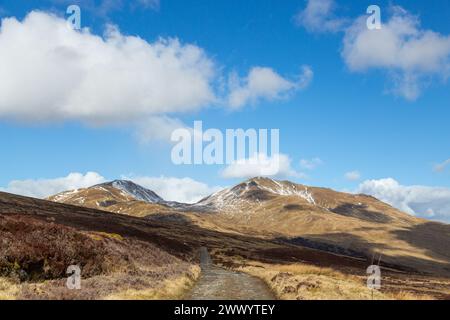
<box><xmin>3</xmin><ymin>181</ymin><xmax>450</xmax><ymax>300</ymax></box>
<box><xmin>0</xmin><ymin>192</ymin><xmax>198</xmax><ymax>299</ymax></box>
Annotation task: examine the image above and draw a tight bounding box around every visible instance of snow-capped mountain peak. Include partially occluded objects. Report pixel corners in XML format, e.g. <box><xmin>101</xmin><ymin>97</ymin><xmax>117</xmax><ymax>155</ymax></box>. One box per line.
<box><xmin>100</xmin><ymin>180</ymin><xmax>164</xmax><ymax>204</ymax></box>
<box><xmin>194</xmin><ymin>177</ymin><xmax>316</xmax><ymax>212</ymax></box>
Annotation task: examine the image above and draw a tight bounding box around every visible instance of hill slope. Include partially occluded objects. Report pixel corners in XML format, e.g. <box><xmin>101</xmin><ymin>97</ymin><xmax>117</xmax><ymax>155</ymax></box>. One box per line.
<box><xmin>2</xmin><ymin>188</ymin><xmax>450</xmax><ymax>299</ymax></box>
<box><xmin>48</xmin><ymin>180</ymin><xmax>172</xmax><ymax>217</ymax></box>
<box><xmin>197</xmin><ymin>178</ymin><xmax>450</xmax><ymax>277</ymax></box>
<box><xmin>0</xmin><ymin>191</ymin><xmax>200</xmax><ymax>299</ymax></box>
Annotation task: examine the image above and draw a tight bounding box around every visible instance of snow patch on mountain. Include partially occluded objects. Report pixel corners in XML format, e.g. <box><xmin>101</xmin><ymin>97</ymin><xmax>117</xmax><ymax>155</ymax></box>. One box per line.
<box><xmin>265</xmin><ymin>179</ymin><xmax>316</xmax><ymax>204</ymax></box>
<box><xmin>50</xmin><ymin>178</ymin><xmax>317</xmax><ymax>215</ymax></box>
<box><xmin>52</xmin><ymin>189</ymin><xmax>80</xmax><ymax>202</ymax></box>
<box><xmin>195</xmin><ymin>187</ymin><xmax>251</xmax><ymax>211</ymax></box>
<box><xmin>108</xmin><ymin>180</ymin><xmax>164</xmax><ymax>203</ymax></box>
<box><xmin>194</xmin><ymin>177</ymin><xmax>316</xmax><ymax>212</ymax></box>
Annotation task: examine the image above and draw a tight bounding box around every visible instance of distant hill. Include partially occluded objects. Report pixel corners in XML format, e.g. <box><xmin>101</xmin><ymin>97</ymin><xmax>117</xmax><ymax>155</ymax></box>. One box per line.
<box><xmin>47</xmin><ymin>177</ymin><xmax>450</xmax><ymax>278</ymax></box>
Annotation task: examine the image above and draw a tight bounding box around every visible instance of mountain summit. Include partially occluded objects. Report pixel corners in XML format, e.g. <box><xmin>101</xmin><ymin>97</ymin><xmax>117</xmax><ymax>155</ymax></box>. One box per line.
<box><xmin>48</xmin><ymin>179</ymin><xmax>172</xmax><ymax>216</ymax></box>
<box><xmin>101</xmin><ymin>180</ymin><xmax>164</xmax><ymax>203</ymax></box>
<box><xmin>196</xmin><ymin>177</ymin><xmax>316</xmax><ymax>211</ymax></box>
<box><xmin>50</xmin><ymin>179</ymin><xmax>163</xmax><ymax>204</ymax></box>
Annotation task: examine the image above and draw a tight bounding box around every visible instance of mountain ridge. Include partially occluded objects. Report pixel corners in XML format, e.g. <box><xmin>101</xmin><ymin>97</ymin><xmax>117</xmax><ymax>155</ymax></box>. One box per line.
<box><xmin>46</xmin><ymin>177</ymin><xmax>450</xmax><ymax>277</ymax></box>
<box><xmin>49</xmin><ymin>177</ymin><xmax>406</xmax><ymax>212</ymax></box>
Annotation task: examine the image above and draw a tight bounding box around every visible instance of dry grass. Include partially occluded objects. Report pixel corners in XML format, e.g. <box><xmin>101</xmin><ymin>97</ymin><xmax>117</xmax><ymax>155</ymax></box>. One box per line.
<box><xmin>213</xmin><ymin>252</ymin><xmax>437</xmax><ymax>300</ymax></box>
<box><xmin>389</xmin><ymin>291</ymin><xmax>434</xmax><ymax>300</ymax></box>
<box><xmin>16</xmin><ymin>262</ymin><xmax>201</xmax><ymax>300</ymax></box>
<box><xmin>104</xmin><ymin>265</ymin><xmax>201</xmax><ymax>300</ymax></box>
<box><xmin>0</xmin><ymin>278</ymin><xmax>19</xmax><ymax>300</ymax></box>
<box><xmin>88</xmin><ymin>232</ymin><xmax>124</xmax><ymax>242</ymax></box>
<box><xmin>236</xmin><ymin>262</ymin><xmax>388</xmax><ymax>300</ymax></box>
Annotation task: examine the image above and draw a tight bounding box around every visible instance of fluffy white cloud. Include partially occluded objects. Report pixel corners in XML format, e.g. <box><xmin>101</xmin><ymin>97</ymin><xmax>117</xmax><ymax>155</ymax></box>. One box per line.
<box><xmin>342</xmin><ymin>7</ymin><xmax>450</xmax><ymax>100</ymax></box>
<box><xmin>296</xmin><ymin>2</ymin><xmax>450</xmax><ymax>100</ymax></box>
<box><xmin>0</xmin><ymin>172</ymin><xmax>106</xmax><ymax>198</ymax></box>
<box><xmin>121</xmin><ymin>175</ymin><xmax>223</xmax><ymax>203</ymax></box>
<box><xmin>357</xmin><ymin>178</ymin><xmax>450</xmax><ymax>222</ymax></box>
<box><xmin>300</xmin><ymin>157</ymin><xmax>323</xmax><ymax>170</ymax></box>
<box><xmin>0</xmin><ymin>11</ymin><xmax>313</xmax><ymax>138</ymax></box>
<box><xmin>227</xmin><ymin>66</ymin><xmax>313</xmax><ymax>110</ymax></box>
<box><xmin>295</xmin><ymin>0</ymin><xmax>347</xmax><ymax>33</ymax></box>
<box><xmin>434</xmin><ymin>159</ymin><xmax>450</xmax><ymax>173</ymax></box>
<box><xmin>0</xmin><ymin>11</ymin><xmax>216</xmax><ymax>124</ymax></box>
<box><xmin>221</xmin><ymin>153</ymin><xmax>305</xmax><ymax>179</ymax></box>
<box><xmin>345</xmin><ymin>170</ymin><xmax>361</xmax><ymax>181</ymax></box>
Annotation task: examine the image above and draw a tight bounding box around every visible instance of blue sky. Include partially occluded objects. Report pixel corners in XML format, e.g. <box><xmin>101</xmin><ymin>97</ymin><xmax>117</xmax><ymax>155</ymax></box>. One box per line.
<box><xmin>0</xmin><ymin>0</ymin><xmax>449</xmax><ymax>222</ymax></box>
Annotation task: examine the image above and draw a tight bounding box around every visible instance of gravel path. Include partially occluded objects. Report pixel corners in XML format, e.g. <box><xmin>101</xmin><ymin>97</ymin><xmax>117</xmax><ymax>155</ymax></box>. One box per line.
<box><xmin>186</xmin><ymin>247</ymin><xmax>275</xmax><ymax>300</ymax></box>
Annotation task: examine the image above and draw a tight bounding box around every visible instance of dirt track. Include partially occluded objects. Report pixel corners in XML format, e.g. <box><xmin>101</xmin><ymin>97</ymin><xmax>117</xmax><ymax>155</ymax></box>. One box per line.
<box><xmin>186</xmin><ymin>248</ymin><xmax>275</xmax><ymax>300</ymax></box>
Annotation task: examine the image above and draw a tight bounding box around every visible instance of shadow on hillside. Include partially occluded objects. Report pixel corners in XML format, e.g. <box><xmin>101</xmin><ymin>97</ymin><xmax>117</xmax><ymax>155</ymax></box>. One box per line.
<box><xmin>391</xmin><ymin>222</ymin><xmax>450</xmax><ymax>263</ymax></box>
<box><xmin>281</xmin><ymin>232</ymin><xmax>450</xmax><ymax>277</ymax></box>
<box><xmin>330</xmin><ymin>203</ymin><xmax>393</xmax><ymax>224</ymax></box>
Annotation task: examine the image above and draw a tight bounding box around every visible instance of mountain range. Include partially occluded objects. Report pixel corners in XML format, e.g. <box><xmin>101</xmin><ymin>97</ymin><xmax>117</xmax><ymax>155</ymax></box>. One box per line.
<box><xmin>48</xmin><ymin>177</ymin><xmax>450</xmax><ymax>278</ymax></box>
<box><xmin>1</xmin><ymin>177</ymin><xmax>449</xmax><ymax>299</ymax></box>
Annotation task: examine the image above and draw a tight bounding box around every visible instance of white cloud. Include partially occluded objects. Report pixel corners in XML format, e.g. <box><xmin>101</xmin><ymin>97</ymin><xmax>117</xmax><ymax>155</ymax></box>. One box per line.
<box><xmin>135</xmin><ymin>116</ymin><xmax>188</xmax><ymax>143</ymax></box>
<box><xmin>434</xmin><ymin>159</ymin><xmax>450</xmax><ymax>173</ymax></box>
<box><xmin>0</xmin><ymin>11</ymin><xmax>216</xmax><ymax>124</ymax></box>
<box><xmin>0</xmin><ymin>11</ymin><xmax>313</xmax><ymax>139</ymax></box>
<box><xmin>345</xmin><ymin>170</ymin><xmax>361</xmax><ymax>181</ymax></box>
<box><xmin>295</xmin><ymin>0</ymin><xmax>347</xmax><ymax>33</ymax></box>
<box><xmin>227</xmin><ymin>66</ymin><xmax>313</xmax><ymax>110</ymax></box>
<box><xmin>0</xmin><ymin>172</ymin><xmax>106</xmax><ymax>198</ymax></box>
<box><xmin>342</xmin><ymin>7</ymin><xmax>450</xmax><ymax>100</ymax></box>
<box><xmin>357</xmin><ymin>178</ymin><xmax>450</xmax><ymax>222</ymax></box>
<box><xmin>121</xmin><ymin>175</ymin><xmax>223</xmax><ymax>204</ymax></box>
<box><xmin>221</xmin><ymin>153</ymin><xmax>305</xmax><ymax>179</ymax></box>
<box><xmin>300</xmin><ymin>157</ymin><xmax>323</xmax><ymax>170</ymax></box>
<box><xmin>0</xmin><ymin>171</ymin><xmax>222</xmax><ymax>204</ymax></box>
<box><xmin>135</xmin><ymin>116</ymin><xmax>207</xmax><ymax>144</ymax></box>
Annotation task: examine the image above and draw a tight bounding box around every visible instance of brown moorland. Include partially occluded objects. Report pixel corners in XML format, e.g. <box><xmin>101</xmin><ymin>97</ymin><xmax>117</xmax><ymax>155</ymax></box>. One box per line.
<box><xmin>1</xmin><ymin>177</ymin><xmax>449</xmax><ymax>299</ymax></box>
